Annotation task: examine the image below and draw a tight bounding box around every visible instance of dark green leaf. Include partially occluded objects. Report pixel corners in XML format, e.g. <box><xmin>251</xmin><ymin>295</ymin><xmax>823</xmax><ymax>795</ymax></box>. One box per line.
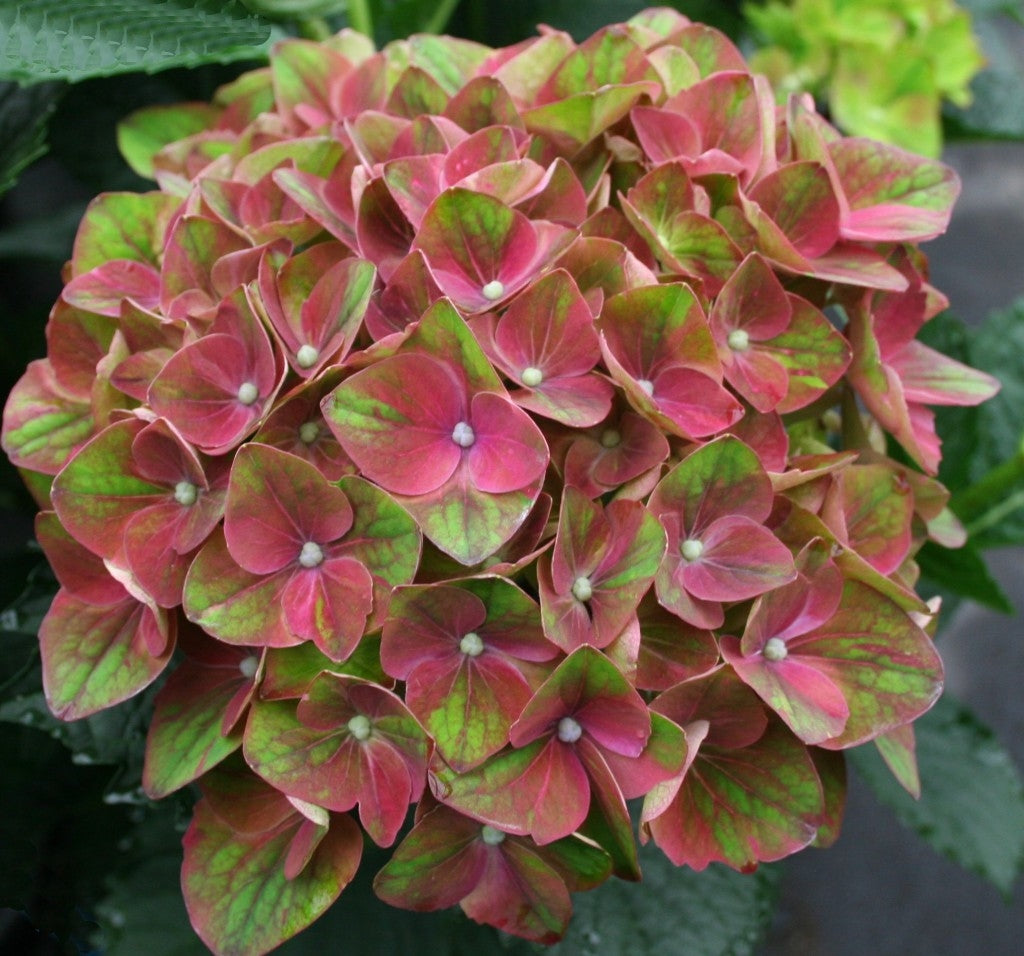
<box><xmin>0</xmin><ymin>81</ymin><xmax>62</xmax><ymax>195</ymax></box>
<box><xmin>941</xmin><ymin>300</ymin><xmax>1024</xmax><ymax>546</ymax></box>
<box><xmin>0</xmin><ymin>1</ymin><xmax>273</xmax><ymax>85</ymax></box>
<box><xmin>92</xmin><ymin>802</ymin><xmax>205</xmax><ymax>956</ymax></box>
<box><xmin>549</xmin><ymin>842</ymin><xmax>780</xmax><ymax>956</ymax></box>
<box><xmin>0</xmin><ymin>723</ymin><xmax>136</xmax><ymax>944</ymax></box>
<box><xmin>916</xmin><ymin>540</ymin><xmax>1014</xmax><ymax>613</ymax></box>
<box><xmin>850</xmin><ymin>693</ymin><xmax>1024</xmax><ymax>896</ymax></box>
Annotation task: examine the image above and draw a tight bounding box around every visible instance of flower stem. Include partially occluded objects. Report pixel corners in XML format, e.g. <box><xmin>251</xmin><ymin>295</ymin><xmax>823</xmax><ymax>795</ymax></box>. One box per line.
<box><xmin>346</xmin><ymin>0</ymin><xmax>373</xmax><ymax>39</ymax></box>
<box><xmin>950</xmin><ymin>434</ymin><xmax>1024</xmax><ymax>531</ymax></box>
<box><xmin>423</xmin><ymin>0</ymin><xmax>461</xmax><ymax>34</ymax></box>
<box><xmin>298</xmin><ymin>16</ymin><xmax>332</xmax><ymax>39</ymax></box>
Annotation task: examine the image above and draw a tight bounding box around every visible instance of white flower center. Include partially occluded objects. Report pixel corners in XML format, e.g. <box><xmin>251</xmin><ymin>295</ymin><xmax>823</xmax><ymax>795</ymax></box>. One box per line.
<box><xmin>480</xmin><ymin>825</ymin><xmax>506</xmax><ymax>846</ymax></box>
<box><xmin>680</xmin><ymin>538</ymin><xmax>704</xmax><ymax>561</ymax></box>
<box><xmin>727</xmin><ymin>329</ymin><xmax>751</xmax><ymax>351</ymax></box>
<box><xmin>600</xmin><ymin>429</ymin><xmax>621</xmax><ymax>448</ymax></box>
<box><xmin>238</xmin><ymin>655</ymin><xmax>259</xmax><ymax>679</ymax></box>
<box><xmin>481</xmin><ymin>280</ymin><xmax>505</xmax><ymax>301</ymax></box>
<box><xmin>299</xmin><ymin>421</ymin><xmax>320</xmax><ymax>444</ymax></box>
<box><xmin>521</xmin><ymin>366</ymin><xmax>544</xmax><ymax>387</ymax></box>
<box><xmin>636</xmin><ymin>378</ymin><xmax>655</xmax><ymax>396</ymax></box>
<box><xmin>557</xmin><ymin>716</ymin><xmax>583</xmax><ymax>743</ymax></box>
<box><xmin>296</xmin><ymin>344</ymin><xmax>320</xmax><ymax>369</ymax></box>
<box><xmin>237</xmin><ymin>381</ymin><xmax>259</xmax><ymax>405</ymax></box>
<box><xmin>174</xmin><ymin>480</ymin><xmax>198</xmax><ymax>506</ymax></box>
<box><xmin>571</xmin><ymin>576</ymin><xmax>593</xmax><ymax>602</ymax></box>
<box><xmin>452</xmin><ymin>421</ymin><xmax>476</xmax><ymax>448</ymax></box>
<box><xmin>298</xmin><ymin>541</ymin><xmax>324</xmax><ymax>568</ymax></box>
<box><xmin>460</xmin><ymin>631</ymin><xmax>484</xmax><ymax>657</ymax></box>
<box><xmin>347</xmin><ymin>714</ymin><xmax>372</xmax><ymax>741</ymax></box>
<box><xmin>763</xmin><ymin>637</ymin><xmax>789</xmax><ymax>662</ymax></box>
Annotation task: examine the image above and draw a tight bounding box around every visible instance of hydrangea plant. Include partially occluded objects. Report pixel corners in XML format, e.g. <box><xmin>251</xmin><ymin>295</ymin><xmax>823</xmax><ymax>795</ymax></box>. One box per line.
<box><xmin>1</xmin><ymin>7</ymin><xmax>1000</xmax><ymax>954</ymax></box>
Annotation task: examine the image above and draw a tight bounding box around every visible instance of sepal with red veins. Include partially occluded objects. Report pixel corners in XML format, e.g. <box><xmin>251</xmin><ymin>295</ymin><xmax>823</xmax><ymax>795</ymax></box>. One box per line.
<box><xmin>182</xmin><ymin>766</ymin><xmax>363</xmax><ymax>956</ymax></box>
<box><xmin>597</xmin><ymin>282</ymin><xmax>743</xmax><ymax>440</ymax></box>
<box><xmin>412</xmin><ymin>188</ymin><xmax>572</xmax><ymax>313</ymax></box>
<box><xmin>374</xmin><ymin>802</ymin><xmax>612</xmax><ymax>943</ymax></box>
<box><xmin>35</xmin><ymin>512</ymin><xmax>174</xmax><ymax>720</ymax></box>
<box><xmin>560</xmin><ymin>404</ymin><xmax>670</xmax><ymax>498</ymax></box>
<box><xmin>143</xmin><ymin>625</ymin><xmax>261</xmax><ymax>798</ymax></box>
<box><xmin>847</xmin><ymin>285</ymin><xmax>999</xmax><ymax>473</ymax></box>
<box><xmin>243</xmin><ymin>673</ymin><xmax>431</xmax><ymax>847</ymax></box>
<box><xmin>148</xmin><ymin>288</ymin><xmax>286</xmax><ymax>455</ymax></box>
<box><xmin>431</xmin><ymin>646</ymin><xmax>685</xmax><ymax>847</ymax></box>
<box><xmin>324</xmin><ymin>299</ymin><xmax>548</xmax><ymax>565</ymax></box>
<box><xmin>709</xmin><ymin>253</ymin><xmax>851</xmax><ymax>413</ymax></box>
<box><xmin>650</xmin><ymin>435</ymin><xmax>796</xmax><ymax>629</ymax></box>
<box><xmin>252</xmin><ymin>368</ymin><xmax>357</xmax><ymax>481</ymax></box>
<box><xmin>51</xmin><ymin>417</ymin><xmax>228</xmax><ymax>607</ymax></box>
<box><xmin>472</xmin><ymin>269</ymin><xmax>614</xmax><ymax>427</ymax></box>
<box><xmin>538</xmin><ymin>487</ymin><xmax>666</xmax><ymax>652</ymax></box>
<box><xmin>643</xmin><ymin>667</ymin><xmax>826</xmax><ymax>871</ymax></box>
<box><xmin>255</xmin><ymin>241</ymin><xmax>375</xmax><ymax>377</ymax></box>
<box><xmin>381</xmin><ymin>576</ymin><xmax>557</xmax><ymax>771</ymax></box>
<box><xmin>721</xmin><ymin>539</ymin><xmax>943</xmax><ymax>748</ymax></box>
<box><xmin>1</xmin><ymin>358</ymin><xmax>96</xmax><ymax>480</ymax></box>
<box><xmin>184</xmin><ymin>448</ymin><xmax>420</xmax><ymax>660</ymax></box>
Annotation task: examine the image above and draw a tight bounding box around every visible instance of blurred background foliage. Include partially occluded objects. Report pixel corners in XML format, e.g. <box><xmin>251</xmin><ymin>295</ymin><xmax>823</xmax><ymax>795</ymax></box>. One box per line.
<box><xmin>1</xmin><ymin>1</ymin><xmax>1023</xmax><ymax>953</ymax></box>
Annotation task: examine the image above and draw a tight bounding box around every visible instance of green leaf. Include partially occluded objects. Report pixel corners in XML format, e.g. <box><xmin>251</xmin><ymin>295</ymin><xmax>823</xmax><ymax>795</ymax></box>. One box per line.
<box><xmin>92</xmin><ymin>802</ymin><xmax>206</xmax><ymax>956</ymax></box>
<box><xmin>850</xmin><ymin>693</ymin><xmax>1024</xmax><ymax>896</ymax></box>
<box><xmin>550</xmin><ymin>842</ymin><xmax>780</xmax><ymax>956</ymax></box>
<box><xmin>916</xmin><ymin>540</ymin><xmax>1013</xmax><ymax>613</ymax></box>
<box><xmin>0</xmin><ymin>1</ymin><xmax>272</xmax><ymax>85</ymax></box>
<box><xmin>0</xmin><ymin>81</ymin><xmax>61</xmax><ymax>195</ymax></box>
<box><xmin>936</xmin><ymin>300</ymin><xmax>1024</xmax><ymax>546</ymax></box>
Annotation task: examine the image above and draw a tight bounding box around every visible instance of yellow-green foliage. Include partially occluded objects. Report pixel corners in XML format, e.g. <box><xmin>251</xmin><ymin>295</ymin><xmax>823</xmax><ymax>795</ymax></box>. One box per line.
<box><xmin>746</xmin><ymin>0</ymin><xmax>986</xmax><ymax>156</ymax></box>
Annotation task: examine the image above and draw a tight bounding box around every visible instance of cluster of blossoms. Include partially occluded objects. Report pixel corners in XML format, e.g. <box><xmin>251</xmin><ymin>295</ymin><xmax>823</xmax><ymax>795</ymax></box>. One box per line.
<box><xmin>1</xmin><ymin>8</ymin><xmax>999</xmax><ymax>955</ymax></box>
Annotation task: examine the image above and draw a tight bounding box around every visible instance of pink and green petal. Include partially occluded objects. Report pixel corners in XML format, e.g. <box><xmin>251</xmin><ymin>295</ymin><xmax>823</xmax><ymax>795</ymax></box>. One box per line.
<box><xmin>183</xmin><ymin>529</ymin><xmax>299</xmax><ymax>649</ymax></box>
<box><xmin>323</xmin><ymin>351</ymin><xmax>466</xmax><ymax>496</ymax></box>
<box><xmin>1</xmin><ymin>359</ymin><xmax>94</xmax><ymax>476</ymax></box>
<box><xmin>142</xmin><ymin>646</ymin><xmax>255</xmax><ymax>798</ymax></box>
<box><xmin>642</xmin><ymin>719</ymin><xmax>824</xmax><ymax>871</ymax></box>
<box><xmin>182</xmin><ymin>789</ymin><xmax>362</xmax><ymax>956</ymax></box>
<box><xmin>224</xmin><ymin>444</ymin><xmax>355</xmax><ymax>575</ymax></box>
<box><xmin>40</xmin><ymin>589</ymin><xmax>173</xmax><ymax>720</ymax></box>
